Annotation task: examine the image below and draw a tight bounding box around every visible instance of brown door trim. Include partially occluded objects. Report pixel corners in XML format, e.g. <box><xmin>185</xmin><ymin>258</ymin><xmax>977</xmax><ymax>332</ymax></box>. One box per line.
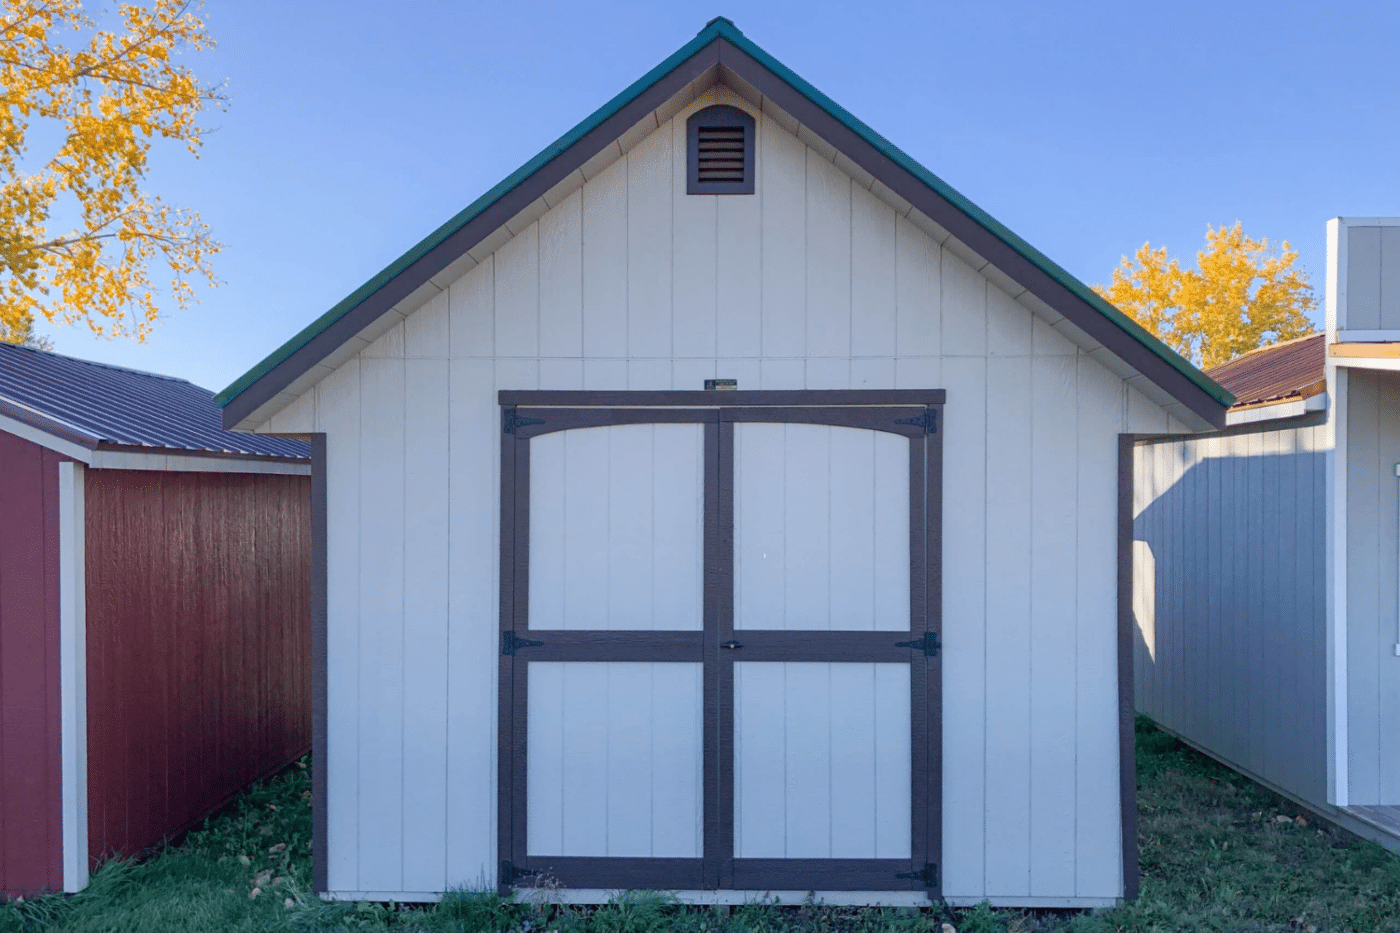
<box><xmin>499</xmin><ymin>393</ymin><xmax>944</xmax><ymax>895</ymax></box>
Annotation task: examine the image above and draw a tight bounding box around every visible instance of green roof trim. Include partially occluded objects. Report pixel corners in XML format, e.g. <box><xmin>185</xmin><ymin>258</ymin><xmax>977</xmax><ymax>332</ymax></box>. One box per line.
<box><xmin>218</xmin><ymin>17</ymin><xmax>1233</xmax><ymax>410</ymax></box>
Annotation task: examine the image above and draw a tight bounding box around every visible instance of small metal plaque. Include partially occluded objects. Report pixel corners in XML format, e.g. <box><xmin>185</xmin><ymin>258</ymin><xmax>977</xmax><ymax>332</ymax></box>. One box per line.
<box><xmin>704</xmin><ymin>378</ymin><xmax>738</xmax><ymax>391</ymax></box>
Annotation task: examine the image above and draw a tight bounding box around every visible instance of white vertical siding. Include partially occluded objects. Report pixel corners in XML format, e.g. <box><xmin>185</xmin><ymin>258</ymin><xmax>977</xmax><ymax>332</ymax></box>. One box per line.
<box><xmin>1133</xmin><ymin>420</ymin><xmax>1329</xmax><ymax>810</ymax></box>
<box><xmin>298</xmin><ymin>94</ymin><xmax>1182</xmax><ymax>901</ymax></box>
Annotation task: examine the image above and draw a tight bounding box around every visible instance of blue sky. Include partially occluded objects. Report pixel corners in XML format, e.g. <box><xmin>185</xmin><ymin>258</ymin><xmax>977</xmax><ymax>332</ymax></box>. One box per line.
<box><xmin>42</xmin><ymin>0</ymin><xmax>1400</xmax><ymax>391</ymax></box>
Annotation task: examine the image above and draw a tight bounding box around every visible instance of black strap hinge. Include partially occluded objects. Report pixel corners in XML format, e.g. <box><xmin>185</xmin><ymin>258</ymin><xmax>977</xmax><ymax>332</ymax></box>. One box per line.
<box><xmin>895</xmin><ymin>408</ymin><xmax>937</xmax><ymax>434</ymax></box>
<box><xmin>503</xmin><ymin>408</ymin><xmax>545</xmax><ymax>434</ymax></box>
<box><xmin>502</xmin><ymin>631</ymin><xmax>544</xmax><ymax>656</ymax></box>
<box><xmin>895</xmin><ymin>862</ymin><xmax>939</xmax><ymax>887</ymax></box>
<box><xmin>895</xmin><ymin>631</ymin><xmax>940</xmax><ymax>657</ymax></box>
<box><xmin>501</xmin><ymin>860</ymin><xmax>539</xmax><ymax>886</ymax></box>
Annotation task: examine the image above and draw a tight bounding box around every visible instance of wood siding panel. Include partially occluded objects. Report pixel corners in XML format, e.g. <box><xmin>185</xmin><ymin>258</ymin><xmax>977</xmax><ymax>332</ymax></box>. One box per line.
<box><xmin>1381</xmin><ymin>227</ymin><xmax>1400</xmax><ymax>330</ymax></box>
<box><xmin>1029</xmin><ymin>356</ymin><xmax>1077</xmax><ymax>896</ymax></box>
<box><xmin>445</xmin><ymin>359</ymin><xmax>499</xmax><ymax>883</ymax></box>
<box><xmin>82</xmin><ymin>468</ymin><xmax>310</xmax><ymax>868</ymax></box>
<box><xmin>939</xmin><ymin>357</ymin><xmax>986</xmax><ymax>898</ymax></box>
<box><xmin>1075</xmin><ymin>360</ymin><xmax>1126</xmax><ymax>897</ymax></box>
<box><xmin>671</xmin><ymin>116</ymin><xmax>718</xmax><ymax>360</ymax></box>
<box><xmin>628</xmin><ymin>128</ymin><xmax>674</xmax><ymax>359</ymax></box>
<box><xmin>310</xmin><ymin>104</ymin><xmax>1162</xmax><ymax>901</ymax></box>
<box><xmin>1347</xmin><ymin>226</ymin><xmax>1383</xmax><ymax>331</ymax></box>
<box><xmin>316</xmin><ymin>360</ymin><xmax>362</xmax><ymax>890</ymax></box>
<box><xmin>356</xmin><ymin>358</ymin><xmax>407</xmax><ymax>891</ymax></box>
<box><xmin>1133</xmin><ymin>421</ymin><xmax>1329</xmax><ymax>809</ymax></box>
<box><xmin>983</xmin><ymin>357</ymin><xmax>1032</xmax><ymax>897</ymax></box>
<box><xmin>759</xmin><ymin>112</ymin><xmax>806</xmax><ymax>358</ymax></box>
<box><xmin>0</xmin><ymin>432</ymin><xmax>65</xmax><ymax>894</ymax></box>
<box><xmin>402</xmin><ymin>359</ymin><xmax>451</xmax><ymax>891</ymax></box>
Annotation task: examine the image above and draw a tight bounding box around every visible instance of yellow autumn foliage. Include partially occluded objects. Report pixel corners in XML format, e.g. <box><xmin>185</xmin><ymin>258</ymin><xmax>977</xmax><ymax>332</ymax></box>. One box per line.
<box><xmin>0</xmin><ymin>0</ymin><xmax>222</xmax><ymax>344</ymax></box>
<box><xmin>1095</xmin><ymin>222</ymin><xmax>1316</xmax><ymax>369</ymax></box>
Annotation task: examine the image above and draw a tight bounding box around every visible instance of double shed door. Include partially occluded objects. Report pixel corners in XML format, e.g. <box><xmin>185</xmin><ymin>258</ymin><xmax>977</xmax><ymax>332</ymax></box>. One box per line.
<box><xmin>498</xmin><ymin>391</ymin><xmax>944</xmax><ymax>894</ymax></box>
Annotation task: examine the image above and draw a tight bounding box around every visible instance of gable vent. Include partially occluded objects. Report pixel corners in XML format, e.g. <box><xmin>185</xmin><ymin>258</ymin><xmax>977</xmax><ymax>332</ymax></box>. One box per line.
<box><xmin>687</xmin><ymin>105</ymin><xmax>755</xmax><ymax>195</ymax></box>
<box><xmin>697</xmin><ymin>125</ymin><xmax>746</xmax><ymax>183</ymax></box>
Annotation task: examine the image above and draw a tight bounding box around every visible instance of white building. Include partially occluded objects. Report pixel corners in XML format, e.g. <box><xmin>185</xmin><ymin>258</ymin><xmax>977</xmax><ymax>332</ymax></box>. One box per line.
<box><xmin>219</xmin><ymin>18</ymin><xmax>1233</xmax><ymax>907</ymax></box>
<box><xmin>1134</xmin><ymin>217</ymin><xmax>1400</xmax><ymax>851</ymax></box>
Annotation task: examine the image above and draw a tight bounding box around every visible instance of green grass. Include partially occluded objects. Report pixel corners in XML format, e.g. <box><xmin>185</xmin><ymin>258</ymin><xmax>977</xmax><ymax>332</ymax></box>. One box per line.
<box><xmin>5</xmin><ymin>719</ymin><xmax>1400</xmax><ymax>932</ymax></box>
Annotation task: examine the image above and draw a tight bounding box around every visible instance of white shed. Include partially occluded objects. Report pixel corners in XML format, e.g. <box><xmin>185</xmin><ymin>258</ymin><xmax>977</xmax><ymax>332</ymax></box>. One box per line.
<box><xmin>217</xmin><ymin>18</ymin><xmax>1232</xmax><ymax>907</ymax></box>
<box><xmin>1134</xmin><ymin>217</ymin><xmax>1400</xmax><ymax>853</ymax></box>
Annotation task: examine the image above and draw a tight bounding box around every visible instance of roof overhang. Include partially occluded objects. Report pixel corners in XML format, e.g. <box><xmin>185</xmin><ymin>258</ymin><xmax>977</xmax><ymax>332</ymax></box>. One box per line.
<box><xmin>217</xmin><ymin>19</ymin><xmax>1233</xmax><ymax>433</ymax></box>
<box><xmin>0</xmin><ymin>394</ymin><xmax>309</xmax><ymax>473</ymax></box>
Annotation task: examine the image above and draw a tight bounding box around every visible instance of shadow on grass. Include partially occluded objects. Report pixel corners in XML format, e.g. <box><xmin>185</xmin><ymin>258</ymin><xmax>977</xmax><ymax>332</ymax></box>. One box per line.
<box><xmin>5</xmin><ymin>719</ymin><xmax>1400</xmax><ymax>932</ymax></box>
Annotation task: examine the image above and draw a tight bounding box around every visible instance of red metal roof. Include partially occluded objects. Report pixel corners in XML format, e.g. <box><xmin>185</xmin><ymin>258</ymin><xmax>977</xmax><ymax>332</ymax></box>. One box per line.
<box><xmin>1204</xmin><ymin>333</ymin><xmax>1326</xmax><ymax>410</ymax></box>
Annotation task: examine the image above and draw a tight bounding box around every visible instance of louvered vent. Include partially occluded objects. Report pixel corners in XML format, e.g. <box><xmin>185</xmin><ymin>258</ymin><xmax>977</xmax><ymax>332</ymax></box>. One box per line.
<box><xmin>687</xmin><ymin>105</ymin><xmax>755</xmax><ymax>194</ymax></box>
<box><xmin>696</xmin><ymin>125</ymin><xmax>746</xmax><ymax>184</ymax></box>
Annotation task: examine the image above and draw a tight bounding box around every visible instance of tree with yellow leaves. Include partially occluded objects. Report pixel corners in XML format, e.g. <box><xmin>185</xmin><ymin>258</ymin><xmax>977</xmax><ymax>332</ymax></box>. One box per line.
<box><xmin>0</xmin><ymin>0</ymin><xmax>222</xmax><ymax>346</ymax></box>
<box><xmin>1095</xmin><ymin>222</ymin><xmax>1316</xmax><ymax>368</ymax></box>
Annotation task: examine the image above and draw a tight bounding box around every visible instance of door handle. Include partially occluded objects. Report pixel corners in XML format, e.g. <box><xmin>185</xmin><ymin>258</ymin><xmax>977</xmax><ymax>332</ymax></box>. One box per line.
<box><xmin>720</xmin><ymin>640</ymin><xmax>743</xmax><ymax>650</ymax></box>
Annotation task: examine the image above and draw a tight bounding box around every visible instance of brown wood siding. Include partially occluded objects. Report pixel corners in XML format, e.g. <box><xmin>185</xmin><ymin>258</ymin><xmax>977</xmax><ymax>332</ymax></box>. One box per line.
<box><xmin>0</xmin><ymin>430</ymin><xmax>66</xmax><ymax>895</ymax></box>
<box><xmin>84</xmin><ymin>470</ymin><xmax>311</xmax><ymax>866</ymax></box>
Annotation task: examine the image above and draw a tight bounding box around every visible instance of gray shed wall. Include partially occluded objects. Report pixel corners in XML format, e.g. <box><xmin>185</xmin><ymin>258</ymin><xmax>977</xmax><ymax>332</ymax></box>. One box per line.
<box><xmin>1133</xmin><ymin>424</ymin><xmax>1327</xmax><ymax>806</ymax></box>
<box><xmin>1344</xmin><ymin>225</ymin><xmax>1400</xmax><ymax>330</ymax></box>
<box><xmin>1344</xmin><ymin>368</ymin><xmax>1400</xmax><ymax>804</ymax></box>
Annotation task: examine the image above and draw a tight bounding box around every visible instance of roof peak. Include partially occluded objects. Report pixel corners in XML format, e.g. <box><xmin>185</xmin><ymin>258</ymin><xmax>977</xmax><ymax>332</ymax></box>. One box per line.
<box><xmin>701</xmin><ymin>16</ymin><xmax>740</xmax><ymax>35</ymax></box>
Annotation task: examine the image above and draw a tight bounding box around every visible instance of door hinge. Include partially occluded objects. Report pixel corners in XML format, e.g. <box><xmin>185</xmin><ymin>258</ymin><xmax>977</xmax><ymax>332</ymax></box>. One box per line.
<box><xmin>501</xmin><ymin>860</ymin><xmax>539</xmax><ymax>886</ymax></box>
<box><xmin>895</xmin><ymin>862</ymin><xmax>939</xmax><ymax>888</ymax></box>
<box><xmin>895</xmin><ymin>408</ymin><xmax>937</xmax><ymax>434</ymax></box>
<box><xmin>502</xmin><ymin>631</ymin><xmax>544</xmax><ymax>656</ymax></box>
<box><xmin>502</xmin><ymin>408</ymin><xmax>545</xmax><ymax>434</ymax></box>
<box><xmin>895</xmin><ymin>631</ymin><xmax>941</xmax><ymax>657</ymax></box>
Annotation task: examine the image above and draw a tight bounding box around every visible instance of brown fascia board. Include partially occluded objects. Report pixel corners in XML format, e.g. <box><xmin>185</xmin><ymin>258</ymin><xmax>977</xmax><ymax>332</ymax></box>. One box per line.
<box><xmin>226</xmin><ymin>35</ymin><xmax>1226</xmax><ymax>432</ymax></box>
<box><xmin>221</xmin><ymin>44</ymin><xmax>725</xmax><ymax>431</ymax></box>
<box><xmin>712</xmin><ymin>39</ymin><xmax>1225</xmax><ymax>430</ymax></box>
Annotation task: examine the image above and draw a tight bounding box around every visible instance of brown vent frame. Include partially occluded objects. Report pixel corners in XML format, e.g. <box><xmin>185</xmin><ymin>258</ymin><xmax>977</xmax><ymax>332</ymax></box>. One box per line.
<box><xmin>687</xmin><ymin>105</ymin><xmax>755</xmax><ymax>195</ymax></box>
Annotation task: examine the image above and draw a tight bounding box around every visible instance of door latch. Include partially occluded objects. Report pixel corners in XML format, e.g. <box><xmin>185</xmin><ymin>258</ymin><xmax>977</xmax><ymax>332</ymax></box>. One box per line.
<box><xmin>895</xmin><ymin>631</ymin><xmax>940</xmax><ymax>657</ymax></box>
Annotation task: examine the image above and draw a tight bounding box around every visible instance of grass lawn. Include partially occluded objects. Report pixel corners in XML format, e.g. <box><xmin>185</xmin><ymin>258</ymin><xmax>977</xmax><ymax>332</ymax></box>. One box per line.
<box><xmin>5</xmin><ymin>718</ymin><xmax>1400</xmax><ymax>933</ymax></box>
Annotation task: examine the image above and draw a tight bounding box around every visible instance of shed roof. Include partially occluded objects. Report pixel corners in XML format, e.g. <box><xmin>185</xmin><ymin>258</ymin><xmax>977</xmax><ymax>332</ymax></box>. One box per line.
<box><xmin>1204</xmin><ymin>334</ymin><xmax>1326</xmax><ymax>410</ymax></box>
<box><xmin>215</xmin><ymin>17</ymin><xmax>1234</xmax><ymax>431</ymax></box>
<box><xmin>0</xmin><ymin>341</ymin><xmax>308</xmax><ymax>459</ymax></box>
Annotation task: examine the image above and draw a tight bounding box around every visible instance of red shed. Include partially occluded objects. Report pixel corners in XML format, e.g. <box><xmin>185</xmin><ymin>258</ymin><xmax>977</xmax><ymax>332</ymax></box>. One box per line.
<box><xmin>0</xmin><ymin>343</ymin><xmax>312</xmax><ymax>896</ymax></box>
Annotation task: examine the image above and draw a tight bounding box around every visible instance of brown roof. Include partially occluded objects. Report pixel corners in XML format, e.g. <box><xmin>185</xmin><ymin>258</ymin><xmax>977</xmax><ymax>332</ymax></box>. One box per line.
<box><xmin>1204</xmin><ymin>333</ymin><xmax>1326</xmax><ymax>410</ymax></box>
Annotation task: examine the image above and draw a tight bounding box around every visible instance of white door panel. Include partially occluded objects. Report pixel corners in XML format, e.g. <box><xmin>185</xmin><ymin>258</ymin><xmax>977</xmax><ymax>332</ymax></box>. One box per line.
<box><xmin>733</xmin><ymin>423</ymin><xmax>909</xmax><ymax>631</ymax></box>
<box><xmin>530</xmin><ymin>423</ymin><xmax>705</xmax><ymax>630</ymax></box>
<box><xmin>528</xmin><ymin>661</ymin><xmax>704</xmax><ymax>858</ymax></box>
<box><xmin>733</xmin><ymin>661</ymin><xmax>911</xmax><ymax>858</ymax></box>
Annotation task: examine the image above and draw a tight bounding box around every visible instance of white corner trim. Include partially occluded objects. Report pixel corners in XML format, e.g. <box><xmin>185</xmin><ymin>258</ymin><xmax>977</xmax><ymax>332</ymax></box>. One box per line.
<box><xmin>1325</xmin><ymin>365</ymin><xmax>1349</xmax><ymax>806</ymax></box>
<box><xmin>58</xmin><ymin>461</ymin><xmax>89</xmax><ymax>893</ymax></box>
<box><xmin>1223</xmin><ymin>393</ymin><xmax>1328</xmax><ymax>427</ymax></box>
<box><xmin>1329</xmin><ymin>355</ymin><xmax>1400</xmax><ymax>373</ymax></box>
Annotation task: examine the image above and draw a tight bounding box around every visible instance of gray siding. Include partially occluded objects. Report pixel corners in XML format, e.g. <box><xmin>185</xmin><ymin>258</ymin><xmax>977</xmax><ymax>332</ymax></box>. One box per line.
<box><xmin>1133</xmin><ymin>424</ymin><xmax>1328</xmax><ymax>806</ymax></box>
<box><xmin>1345</xmin><ymin>225</ymin><xmax>1400</xmax><ymax>331</ymax></box>
<box><xmin>1344</xmin><ymin>369</ymin><xmax>1400</xmax><ymax>804</ymax></box>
